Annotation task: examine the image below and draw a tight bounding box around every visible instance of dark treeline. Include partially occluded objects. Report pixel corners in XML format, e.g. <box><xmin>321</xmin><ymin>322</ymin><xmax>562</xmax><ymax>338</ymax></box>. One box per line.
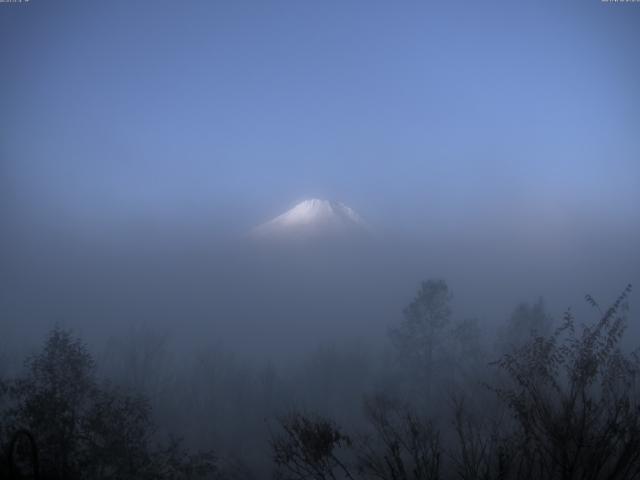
<box><xmin>0</xmin><ymin>280</ymin><xmax>637</xmax><ymax>480</ymax></box>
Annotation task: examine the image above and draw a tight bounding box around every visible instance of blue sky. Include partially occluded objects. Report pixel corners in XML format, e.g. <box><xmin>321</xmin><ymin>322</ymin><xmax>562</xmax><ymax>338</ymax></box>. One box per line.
<box><xmin>1</xmin><ymin>0</ymin><xmax>639</xmax><ymax>232</ymax></box>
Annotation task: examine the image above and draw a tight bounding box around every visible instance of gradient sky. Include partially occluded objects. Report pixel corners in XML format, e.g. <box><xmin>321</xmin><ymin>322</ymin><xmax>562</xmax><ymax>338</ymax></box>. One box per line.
<box><xmin>1</xmin><ymin>0</ymin><xmax>639</xmax><ymax>233</ymax></box>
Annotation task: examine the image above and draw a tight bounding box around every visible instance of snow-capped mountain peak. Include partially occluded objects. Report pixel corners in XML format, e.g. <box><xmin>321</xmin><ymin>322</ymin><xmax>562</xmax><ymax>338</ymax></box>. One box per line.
<box><xmin>251</xmin><ymin>199</ymin><xmax>368</xmax><ymax>237</ymax></box>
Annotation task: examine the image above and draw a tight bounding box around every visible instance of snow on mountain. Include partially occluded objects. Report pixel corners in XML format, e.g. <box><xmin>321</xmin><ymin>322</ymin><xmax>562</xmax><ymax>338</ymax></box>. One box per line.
<box><xmin>251</xmin><ymin>199</ymin><xmax>369</xmax><ymax>238</ymax></box>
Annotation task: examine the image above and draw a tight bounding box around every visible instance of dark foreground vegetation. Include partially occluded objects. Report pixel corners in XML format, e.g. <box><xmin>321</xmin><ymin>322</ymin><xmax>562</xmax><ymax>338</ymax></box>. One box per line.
<box><xmin>0</xmin><ymin>281</ymin><xmax>636</xmax><ymax>480</ymax></box>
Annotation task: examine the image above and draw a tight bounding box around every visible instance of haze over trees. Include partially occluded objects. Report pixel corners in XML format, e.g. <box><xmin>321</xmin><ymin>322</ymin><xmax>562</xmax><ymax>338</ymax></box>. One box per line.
<box><xmin>0</xmin><ymin>328</ymin><xmax>215</xmax><ymax>480</ymax></box>
<box><xmin>1</xmin><ymin>280</ymin><xmax>636</xmax><ymax>479</ymax></box>
<box><xmin>270</xmin><ymin>283</ymin><xmax>639</xmax><ymax>480</ymax></box>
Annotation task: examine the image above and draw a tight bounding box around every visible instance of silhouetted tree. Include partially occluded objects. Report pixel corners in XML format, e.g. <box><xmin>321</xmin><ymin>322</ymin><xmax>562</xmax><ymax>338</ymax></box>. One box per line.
<box><xmin>451</xmin><ymin>396</ymin><xmax>510</xmax><ymax>480</ymax></box>
<box><xmin>448</xmin><ymin>318</ymin><xmax>489</xmax><ymax>391</ymax></box>
<box><xmin>5</xmin><ymin>328</ymin><xmax>97</xmax><ymax>479</ymax></box>
<box><xmin>491</xmin><ymin>284</ymin><xmax>640</xmax><ymax>480</ymax></box>
<box><xmin>271</xmin><ymin>411</ymin><xmax>354</xmax><ymax>480</ymax></box>
<box><xmin>0</xmin><ymin>327</ymin><xmax>216</xmax><ymax>480</ymax></box>
<box><xmin>389</xmin><ymin>279</ymin><xmax>452</xmax><ymax>402</ymax></box>
<box><xmin>496</xmin><ymin>298</ymin><xmax>552</xmax><ymax>353</ymax></box>
<box><xmin>271</xmin><ymin>397</ymin><xmax>442</xmax><ymax>480</ymax></box>
<box><xmin>357</xmin><ymin>394</ymin><xmax>441</xmax><ymax>480</ymax></box>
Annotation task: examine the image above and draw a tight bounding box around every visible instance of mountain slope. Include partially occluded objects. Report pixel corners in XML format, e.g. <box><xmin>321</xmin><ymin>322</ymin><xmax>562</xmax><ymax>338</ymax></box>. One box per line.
<box><xmin>251</xmin><ymin>199</ymin><xmax>368</xmax><ymax>238</ymax></box>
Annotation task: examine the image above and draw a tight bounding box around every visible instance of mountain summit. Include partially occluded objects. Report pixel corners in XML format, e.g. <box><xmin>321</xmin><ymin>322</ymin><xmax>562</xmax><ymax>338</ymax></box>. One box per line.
<box><xmin>251</xmin><ymin>199</ymin><xmax>368</xmax><ymax>238</ymax></box>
